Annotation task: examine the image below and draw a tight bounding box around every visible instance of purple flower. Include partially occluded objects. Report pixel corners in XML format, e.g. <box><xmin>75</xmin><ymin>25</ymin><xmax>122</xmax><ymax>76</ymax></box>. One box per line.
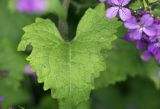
<box><xmin>136</xmin><ymin>40</ymin><xmax>146</xmax><ymax>50</ymax></box>
<box><xmin>99</xmin><ymin>0</ymin><xmax>107</xmax><ymax>2</ymax></box>
<box><xmin>24</xmin><ymin>65</ymin><xmax>36</xmax><ymax>77</ymax></box>
<box><xmin>106</xmin><ymin>0</ymin><xmax>132</xmax><ymax>21</ymax></box>
<box><xmin>137</xmin><ymin>9</ymin><xmax>150</xmax><ymax>16</ymax></box>
<box><xmin>124</xmin><ymin>14</ymin><xmax>157</xmax><ymax>40</ymax></box>
<box><xmin>0</xmin><ymin>96</ymin><xmax>5</xmax><ymax>102</ymax></box>
<box><xmin>16</xmin><ymin>0</ymin><xmax>48</xmax><ymax>13</ymax></box>
<box><xmin>141</xmin><ymin>51</ymin><xmax>151</xmax><ymax>61</ymax></box>
<box><xmin>148</xmin><ymin>44</ymin><xmax>160</xmax><ymax>61</ymax></box>
<box><xmin>99</xmin><ymin>0</ymin><xmax>112</xmax><ymax>4</ymax></box>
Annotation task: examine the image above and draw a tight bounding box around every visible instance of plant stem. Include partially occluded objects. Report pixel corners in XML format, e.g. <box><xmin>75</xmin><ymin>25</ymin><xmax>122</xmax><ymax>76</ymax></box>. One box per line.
<box><xmin>140</xmin><ymin>0</ymin><xmax>145</xmax><ymax>9</ymax></box>
<box><xmin>58</xmin><ymin>0</ymin><xmax>70</xmax><ymax>41</ymax></box>
<box><xmin>145</xmin><ymin>0</ymin><xmax>149</xmax><ymax>5</ymax></box>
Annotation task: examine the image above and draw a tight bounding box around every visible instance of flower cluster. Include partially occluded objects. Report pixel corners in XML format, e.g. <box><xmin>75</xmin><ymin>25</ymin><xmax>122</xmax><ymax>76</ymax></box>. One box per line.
<box><xmin>100</xmin><ymin>0</ymin><xmax>160</xmax><ymax>62</ymax></box>
<box><xmin>16</xmin><ymin>0</ymin><xmax>48</xmax><ymax>13</ymax></box>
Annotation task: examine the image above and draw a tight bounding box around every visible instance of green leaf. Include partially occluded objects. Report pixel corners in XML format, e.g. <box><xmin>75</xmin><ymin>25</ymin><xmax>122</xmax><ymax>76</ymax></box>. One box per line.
<box><xmin>95</xmin><ymin>39</ymin><xmax>145</xmax><ymax>89</ymax></box>
<box><xmin>129</xmin><ymin>0</ymin><xmax>143</xmax><ymax>10</ymax></box>
<box><xmin>93</xmin><ymin>77</ymin><xmax>160</xmax><ymax>109</ymax></box>
<box><xmin>76</xmin><ymin>101</ymin><xmax>90</xmax><ymax>109</ymax></box>
<box><xmin>47</xmin><ymin>0</ymin><xmax>66</xmax><ymax>20</ymax></box>
<box><xmin>129</xmin><ymin>0</ymin><xmax>157</xmax><ymax>10</ymax></box>
<box><xmin>152</xmin><ymin>8</ymin><xmax>160</xmax><ymax>17</ymax></box>
<box><xmin>0</xmin><ymin>38</ymin><xmax>28</xmax><ymax>108</ymax></box>
<box><xmin>18</xmin><ymin>3</ymin><xmax>121</xmax><ymax>109</ymax></box>
<box><xmin>36</xmin><ymin>96</ymin><xmax>90</xmax><ymax>109</ymax></box>
<box><xmin>0</xmin><ymin>87</ymin><xmax>30</xmax><ymax>109</ymax></box>
<box><xmin>0</xmin><ymin>0</ymin><xmax>34</xmax><ymax>42</ymax></box>
<box><xmin>95</xmin><ymin>38</ymin><xmax>159</xmax><ymax>89</ymax></box>
<box><xmin>0</xmin><ymin>38</ymin><xmax>26</xmax><ymax>90</ymax></box>
<box><xmin>144</xmin><ymin>59</ymin><xmax>160</xmax><ymax>89</ymax></box>
<box><xmin>152</xmin><ymin>2</ymin><xmax>160</xmax><ymax>17</ymax></box>
<box><xmin>148</xmin><ymin>0</ymin><xmax>157</xmax><ymax>3</ymax></box>
<box><xmin>36</xmin><ymin>96</ymin><xmax>58</xmax><ymax>109</ymax></box>
<box><xmin>143</xmin><ymin>0</ymin><xmax>158</xmax><ymax>8</ymax></box>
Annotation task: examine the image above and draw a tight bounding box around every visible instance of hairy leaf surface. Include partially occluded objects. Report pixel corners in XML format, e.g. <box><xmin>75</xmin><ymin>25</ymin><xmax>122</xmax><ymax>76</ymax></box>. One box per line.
<box><xmin>18</xmin><ymin>4</ymin><xmax>121</xmax><ymax>109</ymax></box>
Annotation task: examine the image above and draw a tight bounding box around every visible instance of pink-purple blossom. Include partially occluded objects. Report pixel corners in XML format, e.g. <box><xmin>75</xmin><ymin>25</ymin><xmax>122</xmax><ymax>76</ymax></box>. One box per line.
<box><xmin>106</xmin><ymin>0</ymin><xmax>132</xmax><ymax>21</ymax></box>
<box><xmin>99</xmin><ymin>0</ymin><xmax>112</xmax><ymax>3</ymax></box>
<box><xmin>99</xmin><ymin>0</ymin><xmax>107</xmax><ymax>2</ymax></box>
<box><xmin>0</xmin><ymin>96</ymin><xmax>5</xmax><ymax>102</ymax></box>
<box><xmin>16</xmin><ymin>0</ymin><xmax>48</xmax><ymax>13</ymax></box>
<box><xmin>101</xmin><ymin>0</ymin><xmax>160</xmax><ymax>62</ymax></box>
<box><xmin>25</xmin><ymin>65</ymin><xmax>36</xmax><ymax>77</ymax></box>
<box><xmin>124</xmin><ymin>15</ymin><xmax>160</xmax><ymax>62</ymax></box>
<box><xmin>124</xmin><ymin>14</ymin><xmax>157</xmax><ymax>40</ymax></box>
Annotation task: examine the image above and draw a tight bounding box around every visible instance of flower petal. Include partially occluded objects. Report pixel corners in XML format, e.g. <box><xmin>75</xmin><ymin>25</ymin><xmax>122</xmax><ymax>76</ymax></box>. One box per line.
<box><xmin>107</xmin><ymin>0</ymin><xmax>113</xmax><ymax>4</ymax></box>
<box><xmin>129</xmin><ymin>29</ymin><xmax>143</xmax><ymax>40</ymax></box>
<box><xmin>140</xmin><ymin>14</ymin><xmax>154</xmax><ymax>27</ymax></box>
<box><xmin>119</xmin><ymin>8</ymin><xmax>132</xmax><ymax>21</ymax></box>
<box><xmin>99</xmin><ymin>0</ymin><xmax>106</xmax><ymax>2</ymax></box>
<box><xmin>141</xmin><ymin>51</ymin><xmax>151</xmax><ymax>61</ymax></box>
<box><xmin>136</xmin><ymin>40</ymin><xmax>145</xmax><ymax>49</ymax></box>
<box><xmin>121</xmin><ymin>0</ymin><xmax>131</xmax><ymax>6</ymax></box>
<box><xmin>106</xmin><ymin>7</ymin><xmax>119</xmax><ymax>19</ymax></box>
<box><xmin>143</xmin><ymin>27</ymin><xmax>157</xmax><ymax>36</ymax></box>
<box><xmin>16</xmin><ymin>0</ymin><xmax>47</xmax><ymax>13</ymax></box>
<box><xmin>124</xmin><ymin>22</ymin><xmax>138</xmax><ymax>29</ymax></box>
<box><xmin>126</xmin><ymin>16</ymin><xmax>137</xmax><ymax>23</ymax></box>
<box><xmin>155</xmin><ymin>52</ymin><xmax>160</xmax><ymax>62</ymax></box>
<box><xmin>110</xmin><ymin>0</ymin><xmax>120</xmax><ymax>5</ymax></box>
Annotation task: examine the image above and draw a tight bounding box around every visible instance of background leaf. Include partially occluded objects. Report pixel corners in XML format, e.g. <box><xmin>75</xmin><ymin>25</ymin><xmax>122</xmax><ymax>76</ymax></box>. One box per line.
<box><xmin>0</xmin><ymin>38</ymin><xmax>30</xmax><ymax>108</ymax></box>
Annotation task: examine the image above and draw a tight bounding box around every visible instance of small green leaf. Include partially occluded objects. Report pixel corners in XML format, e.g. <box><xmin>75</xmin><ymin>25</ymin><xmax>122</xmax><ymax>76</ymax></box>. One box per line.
<box><xmin>18</xmin><ymin>3</ymin><xmax>121</xmax><ymax>109</ymax></box>
<box><xmin>129</xmin><ymin>0</ymin><xmax>143</xmax><ymax>10</ymax></box>
<box><xmin>148</xmin><ymin>0</ymin><xmax>157</xmax><ymax>3</ymax></box>
<box><xmin>152</xmin><ymin>2</ymin><xmax>160</xmax><ymax>17</ymax></box>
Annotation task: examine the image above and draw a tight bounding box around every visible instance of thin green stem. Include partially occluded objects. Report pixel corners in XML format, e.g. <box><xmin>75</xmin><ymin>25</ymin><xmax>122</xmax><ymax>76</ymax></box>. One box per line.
<box><xmin>141</xmin><ymin>0</ymin><xmax>145</xmax><ymax>9</ymax></box>
<box><xmin>58</xmin><ymin>0</ymin><xmax>70</xmax><ymax>41</ymax></box>
<box><xmin>71</xmin><ymin>1</ymin><xmax>96</xmax><ymax>14</ymax></box>
<box><xmin>145</xmin><ymin>0</ymin><xmax>149</xmax><ymax>5</ymax></box>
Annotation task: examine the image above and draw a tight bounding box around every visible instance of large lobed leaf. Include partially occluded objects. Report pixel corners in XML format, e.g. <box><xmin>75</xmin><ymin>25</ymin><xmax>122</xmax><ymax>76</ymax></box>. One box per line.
<box><xmin>18</xmin><ymin>3</ymin><xmax>121</xmax><ymax>109</ymax></box>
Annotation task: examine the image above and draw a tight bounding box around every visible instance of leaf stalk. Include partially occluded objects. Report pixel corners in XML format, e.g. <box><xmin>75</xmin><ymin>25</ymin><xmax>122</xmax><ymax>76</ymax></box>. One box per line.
<box><xmin>58</xmin><ymin>0</ymin><xmax>70</xmax><ymax>41</ymax></box>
